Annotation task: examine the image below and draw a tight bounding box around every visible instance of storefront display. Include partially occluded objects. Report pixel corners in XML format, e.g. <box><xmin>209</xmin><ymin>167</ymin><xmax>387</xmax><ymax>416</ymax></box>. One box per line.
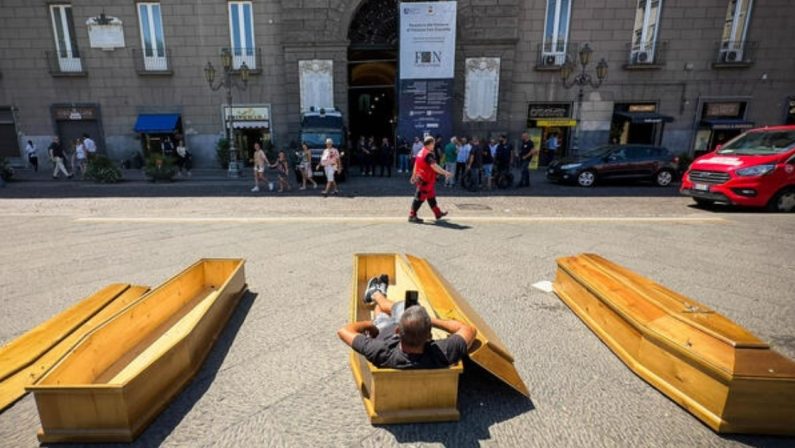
<box><xmin>527</xmin><ymin>103</ymin><xmax>573</xmax><ymax>164</ymax></box>
<box><xmin>133</xmin><ymin>113</ymin><xmax>183</xmax><ymax>156</ymax></box>
<box><xmin>693</xmin><ymin>100</ymin><xmax>753</xmax><ymax>156</ymax></box>
<box><xmin>223</xmin><ymin>105</ymin><xmax>272</xmax><ymax>164</ymax></box>
<box><xmin>610</xmin><ymin>103</ymin><xmax>672</xmax><ymax>145</ymax></box>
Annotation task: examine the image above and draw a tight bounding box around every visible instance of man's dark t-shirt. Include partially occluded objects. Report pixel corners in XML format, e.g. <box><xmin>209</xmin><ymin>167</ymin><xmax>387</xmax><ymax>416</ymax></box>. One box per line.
<box><xmin>520</xmin><ymin>139</ymin><xmax>534</xmax><ymax>159</ymax></box>
<box><xmin>495</xmin><ymin>143</ymin><xmax>512</xmax><ymax>169</ymax></box>
<box><xmin>49</xmin><ymin>142</ymin><xmax>64</xmax><ymax>159</ymax></box>
<box><xmin>351</xmin><ymin>323</ymin><xmax>468</xmax><ymax>369</ymax></box>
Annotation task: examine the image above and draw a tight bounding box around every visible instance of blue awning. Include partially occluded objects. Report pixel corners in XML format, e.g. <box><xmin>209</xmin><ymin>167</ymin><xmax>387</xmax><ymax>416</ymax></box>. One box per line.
<box><xmin>613</xmin><ymin>111</ymin><xmax>674</xmax><ymax>124</ymax></box>
<box><xmin>701</xmin><ymin>119</ymin><xmax>754</xmax><ymax>130</ymax></box>
<box><xmin>134</xmin><ymin>113</ymin><xmax>181</xmax><ymax>133</ymax></box>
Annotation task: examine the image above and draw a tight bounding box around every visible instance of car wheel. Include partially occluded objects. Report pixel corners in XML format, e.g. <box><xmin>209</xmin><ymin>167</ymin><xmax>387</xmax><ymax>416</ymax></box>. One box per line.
<box><xmin>767</xmin><ymin>188</ymin><xmax>795</xmax><ymax>212</ymax></box>
<box><xmin>577</xmin><ymin>170</ymin><xmax>596</xmax><ymax>187</ymax></box>
<box><xmin>693</xmin><ymin>198</ymin><xmax>714</xmax><ymax>207</ymax></box>
<box><xmin>655</xmin><ymin>169</ymin><xmax>674</xmax><ymax>187</ymax></box>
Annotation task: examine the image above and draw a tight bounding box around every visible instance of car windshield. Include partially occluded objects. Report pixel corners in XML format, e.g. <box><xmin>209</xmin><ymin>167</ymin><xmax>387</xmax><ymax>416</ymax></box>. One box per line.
<box><xmin>580</xmin><ymin>146</ymin><xmax>613</xmax><ymax>158</ymax></box>
<box><xmin>301</xmin><ymin>132</ymin><xmax>342</xmax><ymax>148</ymax></box>
<box><xmin>717</xmin><ymin>130</ymin><xmax>795</xmax><ymax>155</ymax></box>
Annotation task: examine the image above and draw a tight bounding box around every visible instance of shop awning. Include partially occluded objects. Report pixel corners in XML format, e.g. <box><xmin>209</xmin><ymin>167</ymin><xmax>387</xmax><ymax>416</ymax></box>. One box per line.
<box><xmin>534</xmin><ymin>118</ymin><xmax>577</xmax><ymax>127</ymax></box>
<box><xmin>701</xmin><ymin>119</ymin><xmax>754</xmax><ymax>130</ymax></box>
<box><xmin>232</xmin><ymin>121</ymin><xmax>269</xmax><ymax>129</ymax></box>
<box><xmin>134</xmin><ymin>113</ymin><xmax>181</xmax><ymax>133</ymax></box>
<box><xmin>613</xmin><ymin>111</ymin><xmax>674</xmax><ymax>124</ymax></box>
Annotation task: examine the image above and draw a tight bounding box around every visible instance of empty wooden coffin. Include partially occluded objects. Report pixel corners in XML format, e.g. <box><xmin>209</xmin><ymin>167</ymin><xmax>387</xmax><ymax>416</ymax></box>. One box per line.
<box><xmin>553</xmin><ymin>253</ymin><xmax>795</xmax><ymax>435</ymax></box>
<box><xmin>350</xmin><ymin>253</ymin><xmax>529</xmax><ymax>424</ymax></box>
<box><xmin>27</xmin><ymin>259</ymin><xmax>247</xmax><ymax>443</ymax></box>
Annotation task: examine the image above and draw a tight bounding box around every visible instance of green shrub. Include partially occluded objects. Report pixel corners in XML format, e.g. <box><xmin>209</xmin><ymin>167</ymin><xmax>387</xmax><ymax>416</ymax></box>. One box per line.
<box><xmin>144</xmin><ymin>154</ymin><xmax>177</xmax><ymax>182</ymax></box>
<box><xmin>0</xmin><ymin>157</ymin><xmax>13</xmax><ymax>181</ymax></box>
<box><xmin>216</xmin><ymin>138</ymin><xmax>230</xmax><ymax>169</ymax></box>
<box><xmin>84</xmin><ymin>156</ymin><xmax>122</xmax><ymax>183</ymax></box>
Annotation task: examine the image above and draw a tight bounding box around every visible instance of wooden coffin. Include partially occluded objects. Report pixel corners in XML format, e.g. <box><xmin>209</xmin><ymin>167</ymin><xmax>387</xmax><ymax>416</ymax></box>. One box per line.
<box><xmin>0</xmin><ymin>284</ymin><xmax>149</xmax><ymax>412</ymax></box>
<box><xmin>350</xmin><ymin>253</ymin><xmax>529</xmax><ymax>424</ymax></box>
<box><xmin>27</xmin><ymin>259</ymin><xmax>247</xmax><ymax>443</ymax></box>
<box><xmin>553</xmin><ymin>253</ymin><xmax>795</xmax><ymax>435</ymax></box>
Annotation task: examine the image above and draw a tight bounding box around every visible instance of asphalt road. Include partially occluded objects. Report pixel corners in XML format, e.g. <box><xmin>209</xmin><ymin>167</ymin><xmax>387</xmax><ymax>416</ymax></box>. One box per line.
<box><xmin>0</xmin><ymin>176</ymin><xmax>793</xmax><ymax>447</ymax></box>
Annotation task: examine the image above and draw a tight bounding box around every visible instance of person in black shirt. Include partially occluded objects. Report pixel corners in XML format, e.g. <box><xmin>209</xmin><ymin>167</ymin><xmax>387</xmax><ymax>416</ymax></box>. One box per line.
<box><xmin>48</xmin><ymin>136</ymin><xmax>72</xmax><ymax>179</ymax></box>
<box><xmin>379</xmin><ymin>137</ymin><xmax>393</xmax><ymax>177</ymax></box>
<box><xmin>466</xmin><ymin>136</ymin><xmax>485</xmax><ymax>190</ymax></box>
<box><xmin>396</xmin><ymin>136</ymin><xmax>410</xmax><ymax>173</ymax></box>
<box><xmin>337</xmin><ymin>276</ymin><xmax>476</xmax><ymax>370</ymax></box>
<box><xmin>518</xmin><ymin>132</ymin><xmax>538</xmax><ymax>187</ymax></box>
<box><xmin>495</xmin><ymin>134</ymin><xmax>513</xmax><ymax>174</ymax></box>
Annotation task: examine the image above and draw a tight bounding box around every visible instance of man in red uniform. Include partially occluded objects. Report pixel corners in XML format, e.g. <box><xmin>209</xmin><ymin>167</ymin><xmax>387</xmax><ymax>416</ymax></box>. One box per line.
<box><xmin>409</xmin><ymin>136</ymin><xmax>452</xmax><ymax>223</ymax></box>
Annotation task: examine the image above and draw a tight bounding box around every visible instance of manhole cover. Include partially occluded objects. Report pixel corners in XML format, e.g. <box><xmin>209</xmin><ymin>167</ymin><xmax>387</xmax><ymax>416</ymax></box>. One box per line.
<box><xmin>455</xmin><ymin>203</ymin><xmax>492</xmax><ymax>211</ymax></box>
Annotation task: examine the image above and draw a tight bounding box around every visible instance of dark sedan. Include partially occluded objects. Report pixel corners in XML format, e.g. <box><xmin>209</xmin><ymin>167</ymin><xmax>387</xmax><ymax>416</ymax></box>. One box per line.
<box><xmin>546</xmin><ymin>145</ymin><xmax>679</xmax><ymax>187</ymax></box>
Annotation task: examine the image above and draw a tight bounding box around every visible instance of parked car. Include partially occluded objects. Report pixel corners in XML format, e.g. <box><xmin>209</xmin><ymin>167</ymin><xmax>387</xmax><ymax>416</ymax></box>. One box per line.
<box><xmin>680</xmin><ymin>125</ymin><xmax>795</xmax><ymax>212</ymax></box>
<box><xmin>546</xmin><ymin>144</ymin><xmax>679</xmax><ymax>187</ymax></box>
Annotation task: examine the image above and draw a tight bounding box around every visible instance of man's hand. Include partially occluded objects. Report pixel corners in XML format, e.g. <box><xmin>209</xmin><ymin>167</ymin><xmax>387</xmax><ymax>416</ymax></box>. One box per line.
<box><xmin>337</xmin><ymin>321</ymin><xmax>378</xmax><ymax>347</ymax></box>
<box><xmin>431</xmin><ymin>318</ymin><xmax>477</xmax><ymax>348</ymax></box>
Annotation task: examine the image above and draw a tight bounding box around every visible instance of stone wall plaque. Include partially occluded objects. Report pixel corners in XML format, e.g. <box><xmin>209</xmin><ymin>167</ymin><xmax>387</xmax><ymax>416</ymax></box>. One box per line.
<box><xmin>299</xmin><ymin>60</ymin><xmax>334</xmax><ymax>113</ymax></box>
<box><xmin>86</xmin><ymin>14</ymin><xmax>125</xmax><ymax>50</ymax></box>
<box><xmin>463</xmin><ymin>58</ymin><xmax>500</xmax><ymax>122</ymax></box>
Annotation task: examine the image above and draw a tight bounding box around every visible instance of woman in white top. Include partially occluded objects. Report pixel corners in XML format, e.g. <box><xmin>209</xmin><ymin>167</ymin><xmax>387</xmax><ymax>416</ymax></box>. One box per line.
<box><xmin>74</xmin><ymin>138</ymin><xmax>87</xmax><ymax>179</ymax></box>
<box><xmin>25</xmin><ymin>140</ymin><xmax>38</xmax><ymax>172</ymax></box>
<box><xmin>175</xmin><ymin>140</ymin><xmax>191</xmax><ymax>177</ymax></box>
<box><xmin>316</xmin><ymin>138</ymin><xmax>340</xmax><ymax>197</ymax></box>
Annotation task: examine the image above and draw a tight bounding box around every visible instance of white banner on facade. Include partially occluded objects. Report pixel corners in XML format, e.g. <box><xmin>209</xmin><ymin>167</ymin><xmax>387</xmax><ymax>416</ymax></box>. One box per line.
<box><xmin>464</xmin><ymin>57</ymin><xmax>500</xmax><ymax>122</ymax></box>
<box><xmin>299</xmin><ymin>60</ymin><xmax>334</xmax><ymax>113</ymax></box>
<box><xmin>399</xmin><ymin>2</ymin><xmax>457</xmax><ymax>80</ymax></box>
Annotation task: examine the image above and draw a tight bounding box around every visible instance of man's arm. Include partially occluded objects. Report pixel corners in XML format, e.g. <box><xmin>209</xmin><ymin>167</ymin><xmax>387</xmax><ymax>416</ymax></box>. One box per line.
<box><xmin>431</xmin><ymin>162</ymin><xmax>452</xmax><ymax>179</ymax></box>
<box><xmin>337</xmin><ymin>321</ymin><xmax>378</xmax><ymax>347</ymax></box>
<box><xmin>431</xmin><ymin>317</ymin><xmax>477</xmax><ymax>348</ymax></box>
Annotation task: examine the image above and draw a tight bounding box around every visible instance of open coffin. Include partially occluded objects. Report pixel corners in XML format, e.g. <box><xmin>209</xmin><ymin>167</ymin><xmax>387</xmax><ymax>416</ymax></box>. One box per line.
<box><xmin>27</xmin><ymin>259</ymin><xmax>247</xmax><ymax>443</ymax></box>
<box><xmin>350</xmin><ymin>253</ymin><xmax>529</xmax><ymax>424</ymax></box>
<box><xmin>553</xmin><ymin>253</ymin><xmax>795</xmax><ymax>435</ymax></box>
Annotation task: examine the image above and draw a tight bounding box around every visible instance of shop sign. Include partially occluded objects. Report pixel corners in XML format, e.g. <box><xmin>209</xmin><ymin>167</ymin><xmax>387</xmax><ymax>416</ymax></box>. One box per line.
<box><xmin>628</xmin><ymin>104</ymin><xmax>656</xmax><ymax>112</ymax></box>
<box><xmin>528</xmin><ymin>103</ymin><xmax>571</xmax><ymax>119</ymax></box>
<box><xmin>224</xmin><ymin>106</ymin><xmax>270</xmax><ymax>122</ymax></box>
<box><xmin>535</xmin><ymin>119</ymin><xmax>577</xmax><ymax>127</ymax></box>
<box><xmin>704</xmin><ymin>102</ymin><xmax>742</xmax><ymax>118</ymax></box>
<box><xmin>53</xmin><ymin>107</ymin><xmax>96</xmax><ymax>121</ymax></box>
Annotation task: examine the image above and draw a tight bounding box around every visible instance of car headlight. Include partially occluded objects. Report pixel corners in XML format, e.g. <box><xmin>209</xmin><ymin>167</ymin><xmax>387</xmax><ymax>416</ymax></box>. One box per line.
<box><xmin>560</xmin><ymin>163</ymin><xmax>582</xmax><ymax>170</ymax></box>
<box><xmin>735</xmin><ymin>164</ymin><xmax>775</xmax><ymax>177</ymax></box>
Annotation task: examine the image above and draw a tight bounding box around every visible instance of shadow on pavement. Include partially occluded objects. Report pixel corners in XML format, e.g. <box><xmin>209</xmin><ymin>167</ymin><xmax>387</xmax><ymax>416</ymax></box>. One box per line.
<box><xmin>381</xmin><ymin>360</ymin><xmax>535</xmax><ymax>448</ymax></box>
<box><xmin>49</xmin><ymin>291</ymin><xmax>258</xmax><ymax>448</ymax></box>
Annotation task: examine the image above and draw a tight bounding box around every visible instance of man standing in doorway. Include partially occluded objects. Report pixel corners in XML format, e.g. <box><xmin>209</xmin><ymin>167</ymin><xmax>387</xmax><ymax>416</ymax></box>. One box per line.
<box><xmin>408</xmin><ymin>136</ymin><xmax>452</xmax><ymax>223</ymax></box>
<box><xmin>545</xmin><ymin>132</ymin><xmax>559</xmax><ymax>165</ymax></box>
<box><xmin>518</xmin><ymin>132</ymin><xmax>538</xmax><ymax>187</ymax></box>
<box><xmin>48</xmin><ymin>136</ymin><xmax>72</xmax><ymax>179</ymax></box>
<box><xmin>82</xmin><ymin>133</ymin><xmax>97</xmax><ymax>159</ymax></box>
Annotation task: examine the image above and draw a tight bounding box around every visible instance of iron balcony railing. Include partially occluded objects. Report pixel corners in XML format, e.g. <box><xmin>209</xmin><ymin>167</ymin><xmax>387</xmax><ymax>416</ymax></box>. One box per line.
<box><xmin>536</xmin><ymin>41</ymin><xmax>579</xmax><ymax>69</ymax></box>
<box><xmin>224</xmin><ymin>47</ymin><xmax>262</xmax><ymax>72</ymax></box>
<box><xmin>132</xmin><ymin>48</ymin><xmax>173</xmax><ymax>74</ymax></box>
<box><xmin>45</xmin><ymin>50</ymin><xmax>85</xmax><ymax>76</ymax></box>
<box><xmin>713</xmin><ymin>40</ymin><xmax>757</xmax><ymax>66</ymax></box>
<box><xmin>625</xmin><ymin>41</ymin><xmax>668</xmax><ymax>68</ymax></box>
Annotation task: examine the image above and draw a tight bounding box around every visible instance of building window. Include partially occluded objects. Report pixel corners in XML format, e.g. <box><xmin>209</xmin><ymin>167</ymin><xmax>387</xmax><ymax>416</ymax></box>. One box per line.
<box><xmin>720</xmin><ymin>0</ymin><xmax>753</xmax><ymax>62</ymax></box>
<box><xmin>630</xmin><ymin>0</ymin><xmax>662</xmax><ymax>64</ymax></box>
<box><xmin>228</xmin><ymin>1</ymin><xmax>256</xmax><ymax>69</ymax></box>
<box><xmin>541</xmin><ymin>0</ymin><xmax>572</xmax><ymax>66</ymax></box>
<box><xmin>49</xmin><ymin>4</ymin><xmax>82</xmax><ymax>72</ymax></box>
<box><xmin>138</xmin><ymin>3</ymin><xmax>167</xmax><ymax>71</ymax></box>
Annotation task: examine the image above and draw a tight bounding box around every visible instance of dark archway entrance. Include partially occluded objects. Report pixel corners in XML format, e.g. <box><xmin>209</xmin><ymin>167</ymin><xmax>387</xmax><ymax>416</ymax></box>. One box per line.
<box><xmin>347</xmin><ymin>0</ymin><xmax>398</xmax><ymax>167</ymax></box>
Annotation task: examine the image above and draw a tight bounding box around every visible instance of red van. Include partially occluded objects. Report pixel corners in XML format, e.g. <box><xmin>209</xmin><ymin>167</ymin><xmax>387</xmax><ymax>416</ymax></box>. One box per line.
<box><xmin>680</xmin><ymin>125</ymin><xmax>795</xmax><ymax>212</ymax></box>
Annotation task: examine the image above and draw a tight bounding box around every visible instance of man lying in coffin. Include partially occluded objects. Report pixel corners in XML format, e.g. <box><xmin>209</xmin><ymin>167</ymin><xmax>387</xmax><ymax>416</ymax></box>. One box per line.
<box><xmin>337</xmin><ymin>275</ymin><xmax>477</xmax><ymax>369</ymax></box>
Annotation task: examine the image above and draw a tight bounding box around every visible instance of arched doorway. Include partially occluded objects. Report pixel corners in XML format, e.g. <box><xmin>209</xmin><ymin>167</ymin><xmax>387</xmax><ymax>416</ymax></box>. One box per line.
<box><xmin>347</xmin><ymin>0</ymin><xmax>398</xmax><ymax>161</ymax></box>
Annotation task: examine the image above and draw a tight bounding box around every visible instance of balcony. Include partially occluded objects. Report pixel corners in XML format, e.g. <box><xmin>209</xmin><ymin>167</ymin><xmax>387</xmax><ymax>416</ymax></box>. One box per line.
<box><xmin>224</xmin><ymin>47</ymin><xmax>262</xmax><ymax>73</ymax></box>
<box><xmin>133</xmin><ymin>48</ymin><xmax>173</xmax><ymax>75</ymax></box>
<box><xmin>712</xmin><ymin>41</ymin><xmax>757</xmax><ymax>69</ymax></box>
<box><xmin>45</xmin><ymin>51</ymin><xmax>86</xmax><ymax>77</ymax></box>
<box><xmin>535</xmin><ymin>41</ymin><xmax>579</xmax><ymax>71</ymax></box>
<box><xmin>623</xmin><ymin>41</ymin><xmax>668</xmax><ymax>70</ymax></box>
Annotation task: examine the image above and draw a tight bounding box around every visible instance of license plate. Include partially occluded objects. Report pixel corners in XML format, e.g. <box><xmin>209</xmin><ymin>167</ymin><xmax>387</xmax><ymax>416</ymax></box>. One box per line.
<box><xmin>694</xmin><ymin>183</ymin><xmax>709</xmax><ymax>192</ymax></box>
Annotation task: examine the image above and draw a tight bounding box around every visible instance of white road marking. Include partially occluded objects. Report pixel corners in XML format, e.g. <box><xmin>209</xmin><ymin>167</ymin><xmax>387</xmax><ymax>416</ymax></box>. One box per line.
<box><xmin>74</xmin><ymin>216</ymin><xmax>728</xmax><ymax>224</ymax></box>
<box><xmin>532</xmin><ymin>280</ymin><xmax>555</xmax><ymax>293</ymax></box>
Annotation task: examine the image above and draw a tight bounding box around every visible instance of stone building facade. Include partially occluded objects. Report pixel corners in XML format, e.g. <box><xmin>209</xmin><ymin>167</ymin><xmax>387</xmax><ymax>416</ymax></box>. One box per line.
<box><xmin>0</xmin><ymin>0</ymin><xmax>793</xmax><ymax>167</ymax></box>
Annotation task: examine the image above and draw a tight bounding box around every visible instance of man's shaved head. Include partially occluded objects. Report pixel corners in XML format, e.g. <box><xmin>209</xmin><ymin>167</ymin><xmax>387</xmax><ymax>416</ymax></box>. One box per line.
<box><xmin>399</xmin><ymin>305</ymin><xmax>432</xmax><ymax>348</ymax></box>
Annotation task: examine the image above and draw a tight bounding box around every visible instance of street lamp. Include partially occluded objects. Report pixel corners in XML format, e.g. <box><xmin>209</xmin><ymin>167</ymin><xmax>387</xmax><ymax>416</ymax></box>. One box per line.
<box><xmin>205</xmin><ymin>49</ymin><xmax>250</xmax><ymax>177</ymax></box>
<box><xmin>561</xmin><ymin>43</ymin><xmax>608</xmax><ymax>156</ymax></box>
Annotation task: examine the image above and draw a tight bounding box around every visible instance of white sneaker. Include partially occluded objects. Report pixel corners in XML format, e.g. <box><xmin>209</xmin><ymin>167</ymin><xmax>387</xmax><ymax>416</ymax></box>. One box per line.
<box><xmin>251</xmin><ymin>186</ymin><xmax>259</xmax><ymax>192</ymax></box>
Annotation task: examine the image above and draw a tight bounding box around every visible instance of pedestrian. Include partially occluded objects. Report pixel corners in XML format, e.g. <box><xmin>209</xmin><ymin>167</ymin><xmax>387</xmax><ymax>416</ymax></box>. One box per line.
<box><xmin>161</xmin><ymin>136</ymin><xmax>175</xmax><ymax>159</ymax></box>
<box><xmin>298</xmin><ymin>142</ymin><xmax>318</xmax><ymax>190</ymax></box>
<box><xmin>74</xmin><ymin>137</ymin><xmax>88</xmax><ymax>179</ymax></box>
<box><xmin>357</xmin><ymin>136</ymin><xmax>369</xmax><ymax>176</ymax></box>
<box><xmin>495</xmin><ymin>134</ymin><xmax>513</xmax><ymax>180</ymax></box>
<box><xmin>316</xmin><ymin>138</ymin><xmax>341</xmax><ymax>197</ymax></box>
<box><xmin>175</xmin><ymin>139</ymin><xmax>192</xmax><ymax>177</ymax></box>
<box><xmin>545</xmin><ymin>132</ymin><xmax>560</xmax><ymax>165</ymax></box>
<box><xmin>82</xmin><ymin>133</ymin><xmax>97</xmax><ymax>159</ymax></box>
<box><xmin>379</xmin><ymin>137</ymin><xmax>393</xmax><ymax>177</ymax></box>
<box><xmin>433</xmin><ymin>135</ymin><xmax>444</xmax><ymax>165</ymax></box>
<box><xmin>271</xmin><ymin>150</ymin><xmax>292</xmax><ymax>193</ymax></box>
<box><xmin>396</xmin><ymin>136</ymin><xmax>410</xmax><ymax>174</ymax></box>
<box><xmin>466</xmin><ymin>136</ymin><xmax>485</xmax><ymax>190</ymax></box>
<box><xmin>251</xmin><ymin>142</ymin><xmax>271</xmax><ymax>192</ymax></box>
<box><xmin>66</xmin><ymin>138</ymin><xmax>78</xmax><ymax>173</ymax></box>
<box><xmin>481</xmin><ymin>137</ymin><xmax>494</xmax><ymax>190</ymax></box>
<box><xmin>410</xmin><ymin>136</ymin><xmax>423</xmax><ymax>171</ymax></box>
<box><xmin>25</xmin><ymin>140</ymin><xmax>38</xmax><ymax>172</ymax></box>
<box><xmin>518</xmin><ymin>132</ymin><xmax>538</xmax><ymax>187</ymax></box>
<box><xmin>48</xmin><ymin>136</ymin><xmax>72</xmax><ymax>179</ymax></box>
<box><xmin>408</xmin><ymin>136</ymin><xmax>452</xmax><ymax>223</ymax></box>
<box><xmin>455</xmin><ymin>137</ymin><xmax>470</xmax><ymax>186</ymax></box>
<box><xmin>443</xmin><ymin>137</ymin><xmax>458</xmax><ymax>187</ymax></box>
<box><xmin>488</xmin><ymin>137</ymin><xmax>499</xmax><ymax>159</ymax></box>
<box><xmin>366</xmin><ymin>136</ymin><xmax>377</xmax><ymax>176</ymax></box>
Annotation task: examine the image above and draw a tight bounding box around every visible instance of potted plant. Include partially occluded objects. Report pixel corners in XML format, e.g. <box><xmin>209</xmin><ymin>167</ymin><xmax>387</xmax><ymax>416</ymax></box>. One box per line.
<box><xmin>84</xmin><ymin>156</ymin><xmax>122</xmax><ymax>183</ymax></box>
<box><xmin>216</xmin><ymin>138</ymin><xmax>230</xmax><ymax>169</ymax></box>
<box><xmin>144</xmin><ymin>154</ymin><xmax>177</xmax><ymax>182</ymax></box>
